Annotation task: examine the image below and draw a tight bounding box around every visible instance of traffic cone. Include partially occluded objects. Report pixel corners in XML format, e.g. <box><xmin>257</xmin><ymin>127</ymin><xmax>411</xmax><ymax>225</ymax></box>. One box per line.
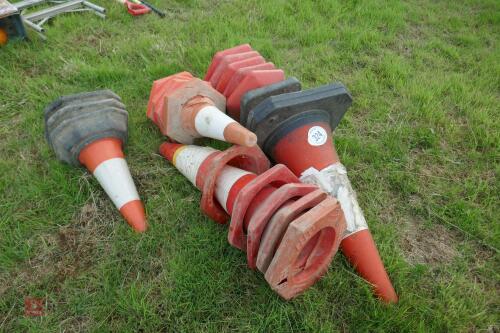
<box><xmin>209</xmin><ymin>50</ymin><xmax>261</xmax><ymax>87</ymax></box>
<box><xmin>147</xmin><ymin>72</ymin><xmax>257</xmax><ymax>147</ymax></box>
<box><xmin>44</xmin><ymin>90</ymin><xmax>147</xmax><ymax>232</ymax></box>
<box><xmin>215</xmin><ymin>55</ymin><xmax>266</xmax><ymax>93</ymax></box>
<box><xmin>159</xmin><ymin>142</ymin><xmax>346</xmax><ymax>299</ymax></box>
<box><xmin>241</xmin><ymin>82</ymin><xmax>398</xmax><ymax>303</ymax></box>
<box><xmin>205</xmin><ymin>44</ymin><xmax>253</xmax><ymax>81</ymax></box>
<box><xmin>205</xmin><ymin>45</ymin><xmax>286</xmax><ymax>120</ymax></box>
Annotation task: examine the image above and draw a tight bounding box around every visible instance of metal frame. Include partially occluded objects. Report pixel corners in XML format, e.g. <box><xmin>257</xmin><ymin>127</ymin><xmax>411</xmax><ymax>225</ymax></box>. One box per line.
<box><xmin>13</xmin><ymin>0</ymin><xmax>105</xmax><ymax>39</ymax></box>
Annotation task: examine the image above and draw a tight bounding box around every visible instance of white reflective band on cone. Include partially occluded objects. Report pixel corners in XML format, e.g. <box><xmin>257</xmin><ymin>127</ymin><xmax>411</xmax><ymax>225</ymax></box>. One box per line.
<box><xmin>300</xmin><ymin>163</ymin><xmax>368</xmax><ymax>238</ymax></box>
<box><xmin>92</xmin><ymin>158</ymin><xmax>140</xmax><ymax>209</ymax></box>
<box><xmin>194</xmin><ymin>105</ymin><xmax>236</xmax><ymax>141</ymax></box>
<box><xmin>215</xmin><ymin>166</ymin><xmax>251</xmax><ymax>212</ymax></box>
<box><xmin>174</xmin><ymin>145</ymin><xmax>217</xmax><ymax>186</ymax></box>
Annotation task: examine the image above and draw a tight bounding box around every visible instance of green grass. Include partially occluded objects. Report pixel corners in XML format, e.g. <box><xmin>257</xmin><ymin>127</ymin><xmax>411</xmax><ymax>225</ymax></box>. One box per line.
<box><xmin>1</xmin><ymin>0</ymin><xmax>499</xmax><ymax>331</ymax></box>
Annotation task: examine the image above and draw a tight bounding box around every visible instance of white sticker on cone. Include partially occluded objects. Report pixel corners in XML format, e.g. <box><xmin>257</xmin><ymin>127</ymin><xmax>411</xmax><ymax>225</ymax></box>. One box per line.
<box><xmin>307</xmin><ymin>126</ymin><xmax>328</xmax><ymax>146</ymax></box>
<box><xmin>92</xmin><ymin>158</ymin><xmax>140</xmax><ymax>209</ymax></box>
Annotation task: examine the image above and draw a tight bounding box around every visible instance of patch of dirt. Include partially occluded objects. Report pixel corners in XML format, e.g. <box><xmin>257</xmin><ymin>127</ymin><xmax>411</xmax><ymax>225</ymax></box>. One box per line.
<box><xmin>401</xmin><ymin>220</ymin><xmax>459</xmax><ymax>265</ymax></box>
<box><xmin>0</xmin><ymin>199</ymin><xmax>116</xmax><ymax>297</ymax></box>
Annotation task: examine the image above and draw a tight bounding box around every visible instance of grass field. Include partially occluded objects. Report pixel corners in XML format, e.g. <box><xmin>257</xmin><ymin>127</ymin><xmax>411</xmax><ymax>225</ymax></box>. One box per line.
<box><xmin>1</xmin><ymin>0</ymin><xmax>499</xmax><ymax>331</ymax></box>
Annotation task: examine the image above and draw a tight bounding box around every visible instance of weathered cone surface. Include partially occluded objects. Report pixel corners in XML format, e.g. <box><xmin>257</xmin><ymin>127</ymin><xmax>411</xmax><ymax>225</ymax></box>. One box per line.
<box><xmin>147</xmin><ymin>72</ymin><xmax>257</xmax><ymax>147</ymax></box>
<box><xmin>44</xmin><ymin>90</ymin><xmax>148</xmax><ymax>233</ymax></box>
<box><xmin>159</xmin><ymin>142</ymin><xmax>346</xmax><ymax>299</ymax></box>
<box><xmin>240</xmin><ymin>81</ymin><xmax>398</xmax><ymax>303</ymax></box>
<box><xmin>205</xmin><ymin>44</ymin><xmax>286</xmax><ymax>120</ymax></box>
<box><xmin>44</xmin><ymin>89</ymin><xmax>128</xmax><ymax>166</ymax></box>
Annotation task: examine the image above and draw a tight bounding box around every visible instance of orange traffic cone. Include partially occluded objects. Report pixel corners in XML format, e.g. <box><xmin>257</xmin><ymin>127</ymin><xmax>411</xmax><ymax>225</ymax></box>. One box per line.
<box><xmin>159</xmin><ymin>142</ymin><xmax>346</xmax><ymax>299</ymax></box>
<box><xmin>147</xmin><ymin>72</ymin><xmax>257</xmax><ymax>147</ymax></box>
<box><xmin>205</xmin><ymin>44</ymin><xmax>253</xmax><ymax>81</ymax></box>
<box><xmin>205</xmin><ymin>45</ymin><xmax>286</xmax><ymax>120</ymax></box>
<box><xmin>241</xmin><ymin>82</ymin><xmax>398</xmax><ymax>303</ymax></box>
<box><xmin>44</xmin><ymin>90</ymin><xmax>147</xmax><ymax>232</ymax></box>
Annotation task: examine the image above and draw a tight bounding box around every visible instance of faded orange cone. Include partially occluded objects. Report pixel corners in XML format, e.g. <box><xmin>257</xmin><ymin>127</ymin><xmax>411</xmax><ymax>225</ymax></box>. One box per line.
<box><xmin>241</xmin><ymin>82</ymin><xmax>398</xmax><ymax>303</ymax></box>
<box><xmin>44</xmin><ymin>90</ymin><xmax>147</xmax><ymax>232</ymax></box>
<box><xmin>159</xmin><ymin>142</ymin><xmax>346</xmax><ymax>299</ymax></box>
<box><xmin>147</xmin><ymin>72</ymin><xmax>257</xmax><ymax>147</ymax></box>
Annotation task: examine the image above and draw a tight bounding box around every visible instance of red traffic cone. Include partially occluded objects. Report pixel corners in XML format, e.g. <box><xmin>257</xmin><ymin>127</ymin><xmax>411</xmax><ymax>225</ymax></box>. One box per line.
<box><xmin>209</xmin><ymin>50</ymin><xmax>261</xmax><ymax>87</ymax></box>
<box><xmin>241</xmin><ymin>82</ymin><xmax>398</xmax><ymax>303</ymax></box>
<box><xmin>147</xmin><ymin>72</ymin><xmax>257</xmax><ymax>147</ymax></box>
<box><xmin>159</xmin><ymin>142</ymin><xmax>346</xmax><ymax>299</ymax></box>
<box><xmin>216</xmin><ymin>55</ymin><xmax>266</xmax><ymax>93</ymax></box>
<box><xmin>44</xmin><ymin>90</ymin><xmax>147</xmax><ymax>232</ymax></box>
<box><xmin>223</xmin><ymin>62</ymin><xmax>277</xmax><ymax>99</ymax></box>
<box><xmin>205</xmin><ymin>44</ymin><xmax>253</xmax><ymax>81</ymax></box>
<box><xmin>205</xmin><ymin>45</ymin><xmax>285</xmax><ymax>121</ymax></box>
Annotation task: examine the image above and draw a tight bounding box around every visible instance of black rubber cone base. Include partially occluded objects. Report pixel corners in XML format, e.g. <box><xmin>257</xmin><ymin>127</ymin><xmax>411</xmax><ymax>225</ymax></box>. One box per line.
<box><xmin>44</xmin><ymin>90</ymin><xmax>128</xmax><ymax>166</ymax></box>
<box><xmin>245</xmin><ymin>83</ymin><xmax>352</xmax><ymax>148</ymax></box>
<box><xmin>240</xmin><ymin>77</ymin><xmax>301</xmax><ymax>127</ymax></box>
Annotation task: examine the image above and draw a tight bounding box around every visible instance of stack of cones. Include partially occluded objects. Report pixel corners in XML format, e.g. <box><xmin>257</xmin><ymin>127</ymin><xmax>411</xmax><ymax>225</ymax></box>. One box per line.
<box><xmin>159</xmin><ymin>142</ymin><xmax>346</xmax><ymax>299</ymax></box>
<box><xmin>44</xmin><ymin>90</ymin><xmax>147</xmax><ymax>233</ymax></box>
<box><xmin>239</xmin><ymin>79</ymin><xmax>398</xmax><ymax>303</ymax></box>
<box><xmin>204</xmin><ymin>44</ymin><xmax>286</xmax><ymax>120</ymax></box>
<box><xmin>147</xmin><ymin>71</ymin><xmax>257</xmax><ymax>147</ymax></box>
<box><xmin>43</xmin><ymin>44</ymin><xmax>398</xmax><ymax>303</ymax></box>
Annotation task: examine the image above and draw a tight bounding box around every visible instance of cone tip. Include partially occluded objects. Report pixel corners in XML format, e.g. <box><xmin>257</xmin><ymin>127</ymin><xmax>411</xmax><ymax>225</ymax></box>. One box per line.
<box><xmin>245</xmin><ymin>132</ymin><xmax>258</xmax><ymax>147</ymax></box>
<box><xmin>341</xmin><ymin>229</ymin><xmax>398</xmax><ymax>304</ymax></box>
<box><xmin>120</xmin><ymin>200</ymin><xmax>148</xmax><ymax>233</ymax></box>
<box><xmin>224</xmin><ymin>122</ymin><xmax>258</xmax><ymax>147</ymax></box>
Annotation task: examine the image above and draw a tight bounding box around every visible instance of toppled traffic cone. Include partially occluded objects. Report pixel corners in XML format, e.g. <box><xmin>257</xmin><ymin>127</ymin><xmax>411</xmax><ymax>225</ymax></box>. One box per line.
<box><xmin>241</xmin><ymin>82</ymin><xmax>398</xmax><ymax>303</ymax></box>
<box><xmin>159</xmin><ymin>142</ymin><xmax>346</xmax><ymax>299</ymax></box>
<box><xmin>205</xmin><ymin>44</ymin><xmax>254</xmax><ymax>81</ymax></box>
<box><xmin>44</xmin><ymin>90</ymin><xmax>147</xmax><ymax>232</ymax></box>
<box><xmin>205</xmin><ymin>44</ymin><xmax>285</xmax><ymax>120</ymax></box>
<box><xmin>147</xmin><ymin>72</ymin><xmax>257</xmax><ymax>147</ymax></box>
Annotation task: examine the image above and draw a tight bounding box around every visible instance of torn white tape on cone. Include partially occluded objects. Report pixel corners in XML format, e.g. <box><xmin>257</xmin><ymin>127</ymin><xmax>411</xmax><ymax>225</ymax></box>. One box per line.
<box><xmin>300</xmin><ymin>163</ymin><xmax>368</xmax><ymax>238</ymax></box>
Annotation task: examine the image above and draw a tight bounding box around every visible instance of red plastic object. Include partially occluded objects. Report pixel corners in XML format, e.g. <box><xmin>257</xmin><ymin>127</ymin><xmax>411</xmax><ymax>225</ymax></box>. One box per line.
<box><xmin>205</xmin><ymin>44</ymin><xmax>253</xmax><ymax>81</ymax></box>
<box><xmin>246</xmin><ymin>183</ymin><xmax>317</xmax><ymax>269</ymax></box>
<box><xmin>263</xmin><ymin>103</ymin><xmax>399</xmax><ymax>303</ymax></box>
<box><xmin>257</xmin><ymin>189</ymin><xmax>327</xmax><ymax>272</ymax></box>
<box><xmin>215</xmin><ymin>56</ymin><xmax>266</xmax><ymax>93</ymax></box>
<box><xmin>228</xmin><ymin>164</ymin><xmax>299</xmax><ymax>250</ymax></box>
<box><xmin>341</xmin><ymin>230</ymin><xmax>398</xmax><ymax>303</ymax></box>
<box><xmin>209</xmin><ymin>51</ymin><xmax>261</xmax><ymax>88</ymax></box>
<box><xmin>223</xmin><ymin>62</ymin><xmax>276</xmax><ymax>97</ymax></box>
<box><xmin>198</xmin><ymin>145</ymin><xmax>270</xmax><ymax>224</ymax></box>
<box><xmin>272</xmin><ymin>121</ymin><xmax>340</xmax><ymax>175</ymax></box>
<box><xmin>159</xmin><ymin>142</ymin><xmax>347</xmax><ymax>299</ymax></box>
<box><xmin>227</xmin><ymin>69</ymin><xmax>285</xmax><ymax>120</ymax></box>
<box><xmin>265</xmin><ymin>196</ymin><xmax>345</xmax><ymax>300</ymax></box>
<box><xmin>124</xmin><ymin>0</ymin><xmax>151</xmax><ymax>15</ymax></box>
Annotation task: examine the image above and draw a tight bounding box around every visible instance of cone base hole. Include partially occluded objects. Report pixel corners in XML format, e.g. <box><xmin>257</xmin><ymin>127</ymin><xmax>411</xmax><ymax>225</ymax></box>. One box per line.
<box><xmin>291</xmin><ymin>227</ymin><xmax>337</xmax><ymax>285</ymax></box>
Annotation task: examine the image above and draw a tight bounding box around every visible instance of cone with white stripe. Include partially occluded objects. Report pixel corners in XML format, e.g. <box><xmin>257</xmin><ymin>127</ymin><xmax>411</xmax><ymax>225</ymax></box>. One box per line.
<box><xmin>241</xmin><ymin>83</ymin><xmax>398</xmax><ymax>303</ymax></box>
<box><xmin>44</xmin><ymin>90</ymin><xmax>147</xmax><ymax>232</ymax></box>
<box><xmin>147</xmin><ymin>72</ymin><xmax>257</xmax><ymax>147</ymax></box>
<box><xmin>159</xmin><ymin>142</ymin><xmax>346</xmax><ymax>300</ymax></box>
